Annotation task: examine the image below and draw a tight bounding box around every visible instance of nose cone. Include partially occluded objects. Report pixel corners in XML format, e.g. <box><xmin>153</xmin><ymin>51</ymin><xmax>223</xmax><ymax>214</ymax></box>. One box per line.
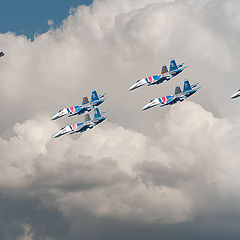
<box><xmin>51</xmin><ymin>114</ymin><xmax>59</xmax><ymax>120</ymax></box>
<box><xmin>231</xmin><ymin>92</ymin><xmax>240</xmax><ymax>99</ymax></box>
<box><xmin>51</xmin><ymin>108</ymin><xmax>68</xmax><ymax>120</ymax></box>
<box><xmin>128</xmin><ymin>79</ymin><xmax>147</xmax><ymax>91</ymax></box>
<box><xmin>53</xmin><ymin>131</ymin><xmax>61</xmax><ymax>138</ymax></box>
<box><xmin>142</xmin><ymin>104</ymin><xmax>150</xmax><ymax>111</ymax></box>
<box><xmin>142</xmin><ymin>99</ymin><xmax>159</xmax><ymax>111</ymax></box>
<box><xmin>128</xmin><ymin>82</ymin><xmax>138</xmax><ymax>91</ymax></box>
<box><xmin>142</xmin><ymin>102</ymin><xmax>155</xmax><ymax>111</ymax></box>
<box><xmin>53</xmin><ymin>126</ymin><xmax>71</xmax><ymax>138</ymax></box>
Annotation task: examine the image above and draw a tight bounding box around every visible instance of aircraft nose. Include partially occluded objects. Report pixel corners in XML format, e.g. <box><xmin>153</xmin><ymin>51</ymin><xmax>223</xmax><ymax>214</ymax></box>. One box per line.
<box><xmin>128</xmin><ymin>83</ymin><xmax>137</xmax><ymax>91</ymax></box>
<box><xmin>51</xmin><ymin>114</ymin><xmax>58</xmax><ymax>120</ymax></box>
<box><xmin>142</xmin><ymin>103</ymin><xmax>150</xmax><ymax>111</ymax></box>
<box><xmin>53</xmin><ymin>133</ymin><xmax>60</xmax><ymax>138</ymax></box>
<box><xmin>230</xmin><ymin>93</ymin><xmax>238</xmax><ymax>99</ymax></box>
<box><xmin>53</xmin><ymin>129</ymin><xmax>63</xmax><ymax>138</ymax></box>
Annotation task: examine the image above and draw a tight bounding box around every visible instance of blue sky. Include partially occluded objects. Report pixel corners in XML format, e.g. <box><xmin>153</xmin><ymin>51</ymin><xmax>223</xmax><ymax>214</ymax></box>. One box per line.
<box><xmin>0</xmin><ymin>0</ymin><xmax>93</xmax><ymax>39</ymax></box>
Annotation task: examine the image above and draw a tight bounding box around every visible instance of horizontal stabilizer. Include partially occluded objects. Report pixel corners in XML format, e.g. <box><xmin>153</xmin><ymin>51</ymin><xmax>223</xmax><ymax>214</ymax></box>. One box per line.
<box><xmin>191</xmin><ymin>82</ymin><xmax>199</xmax><ymax>88</ymax></box>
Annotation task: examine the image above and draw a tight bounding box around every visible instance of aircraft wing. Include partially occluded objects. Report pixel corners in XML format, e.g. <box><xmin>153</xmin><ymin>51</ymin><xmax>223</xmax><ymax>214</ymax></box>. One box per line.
<box><xmin>190</xmin><ymin>82</ymin><xmax>199</xmax><ymax>89</ymax></box>
<box><xmin>160</xmin><ymin>74</ymin><xmax>171</xmax><ymax>82</ymax></box>
<box><xmin>170</xmin><ymin>65</ymin><xmax>188</xmax><ymax>76</ymax></box>
<box><xmin>76</xmin><ymin>120</ymin><xmax>96</xmax><ymax>133</ymax></box>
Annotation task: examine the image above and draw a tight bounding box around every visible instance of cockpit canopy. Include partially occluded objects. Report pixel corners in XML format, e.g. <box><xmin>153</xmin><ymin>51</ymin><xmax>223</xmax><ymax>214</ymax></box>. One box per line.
<box><xmin>58</xmin><ymin>109</ymin><xmax>63</xmax><ymax>113</ymax></box>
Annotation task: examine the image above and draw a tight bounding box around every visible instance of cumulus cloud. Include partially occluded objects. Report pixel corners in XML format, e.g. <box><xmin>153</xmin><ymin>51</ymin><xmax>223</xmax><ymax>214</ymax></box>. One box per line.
<box><xmin>0</xmin><ymin>0</ymin><xmax>240</xmax><ymax>239</ymax></box>
<box><xmin>0</xmin><ymin>102</ymin><xmax>240</xmax><ymax>239</ymax></box>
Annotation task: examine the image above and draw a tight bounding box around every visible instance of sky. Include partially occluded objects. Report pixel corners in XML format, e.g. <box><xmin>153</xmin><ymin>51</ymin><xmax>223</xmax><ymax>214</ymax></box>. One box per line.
<box><xmin>0</xmin><ymin>0</ymin><xmax>240</xmax><ymax>239</ymax></box>
<box><xmin>0</xmin><ymin>0</ymin><xmax>92</xmax><ymax>39</ymax></box>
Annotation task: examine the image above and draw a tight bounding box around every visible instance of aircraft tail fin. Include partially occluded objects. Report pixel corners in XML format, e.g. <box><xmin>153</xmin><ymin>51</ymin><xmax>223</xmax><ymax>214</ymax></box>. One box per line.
<box><xmin>94</xmin><ymin>107</ymin><xmax>102</xmax><ymax>119</ymax></box>
<box><xmin>174</xmin><ymin>86</ymin><xmax>182</xmax><ymax>95</ymax></box>
<box><xmin>91</xmin><ymin>90</ymin><xmax>99</xmax><ymax>102</ymax></box>
<box><xmin>85</xmin><ymin>113</ymin><xmax>91</xmax><ymax>122</ymax></box>
<box><xmin>82</xmin><ymin>96</ymin><xmax>89</xmax><ymax>105</ymax></box>
<box><xmin>170</xmin><ymin>59</ymin><xmax>178</xmax><ymax>72</ymax></box>
<box><xmin>161</xmin><ymin>65</ymin><xmax>168</xmax><ymax>74</ymax></box>
<box><xmin>183</xmin><ymin>80</ymin><xmax>192</xmax><ymax>92</ymax></box>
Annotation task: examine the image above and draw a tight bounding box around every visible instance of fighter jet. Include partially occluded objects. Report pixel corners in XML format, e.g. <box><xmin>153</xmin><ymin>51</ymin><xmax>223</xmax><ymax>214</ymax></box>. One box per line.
<box><xmin>142</xmin><ymin>80</ymin><xmax>200</xmax><ymax>111</ymax></box>
<box><xmin>230</xmin><ymin>89</ymin><xmax>240</xmax><ymax>99</ymax></box>
<box><xmin>128</xmin><ymin>59</ymin><xmax>188</xmax><ymax>91</ymax></box>
<box><xmin>51</xmin><ymin>90</ymin><xmax>107</xmax><ymax>120</ymax></box>
<box><xmin>53</xmin><ymin>107</ymin><xmax>107</xmax><ymax>138</ymax></box>
<box><xmin>0</xmin><ymin>52</ymin><xmax>4</xmax><ymax>57</ymax></box>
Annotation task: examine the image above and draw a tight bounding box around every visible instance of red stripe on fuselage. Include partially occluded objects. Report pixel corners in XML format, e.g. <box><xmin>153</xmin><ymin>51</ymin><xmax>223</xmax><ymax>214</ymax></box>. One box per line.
<box><xmin>148</xmin><ymin>76</ymin><xmax>154</xmax><ymax>84</ymax></box>
<box><xmin>161</xmin><ymin>96</ymin><xmax>167</xmax><ymax>104</ymax></box>
<box><xmin>69</xmin><ymin>106</ymin><xmax>75</xmax><ymax>113</ymax></box>
<box><xmin>71</xmin><ymin>124</ymin><xmax>77</xmax><ymax>131</ymax></box>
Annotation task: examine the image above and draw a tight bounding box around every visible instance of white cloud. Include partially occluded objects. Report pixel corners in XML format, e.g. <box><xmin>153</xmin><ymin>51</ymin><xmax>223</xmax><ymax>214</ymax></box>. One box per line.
<box><xmin>0</xmin><ymin>101</ymin><xmax>239</xmax><ymax>227</ymax></box>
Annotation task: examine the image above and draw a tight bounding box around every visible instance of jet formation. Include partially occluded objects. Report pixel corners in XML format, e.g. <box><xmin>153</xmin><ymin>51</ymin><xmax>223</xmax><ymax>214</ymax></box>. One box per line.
<box><xmin>51</xmin><ymin>90</ymin><xmax>107</xmax><ymax>120</ymax></box>
<box><xmin>52</xmin><ymin>89</ymin><xmax>107</xmax><ymax>138</ymax></box>
<box><xmin>230</xmin><ymin>89</ymin><xmax>240</xmax><ymax>99</ymax></box>
<box><xmin>142</xmin><ymin>80</ymin><xmax>200</xmax><ymax>111</ymax></box>
<box><xmin>128</xmin><ymin>58</ymin><xmax>200</xmax><ymax>111</ymax></box>
<box><xmin>129</xmin><ymin>59</ymin><xmax>188</xmax><ymax>91</ymax></box>
<box><xmin>53</xmin><ymin>107</ymin><xmax>106</xmax><ymax>138</ymax></box>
